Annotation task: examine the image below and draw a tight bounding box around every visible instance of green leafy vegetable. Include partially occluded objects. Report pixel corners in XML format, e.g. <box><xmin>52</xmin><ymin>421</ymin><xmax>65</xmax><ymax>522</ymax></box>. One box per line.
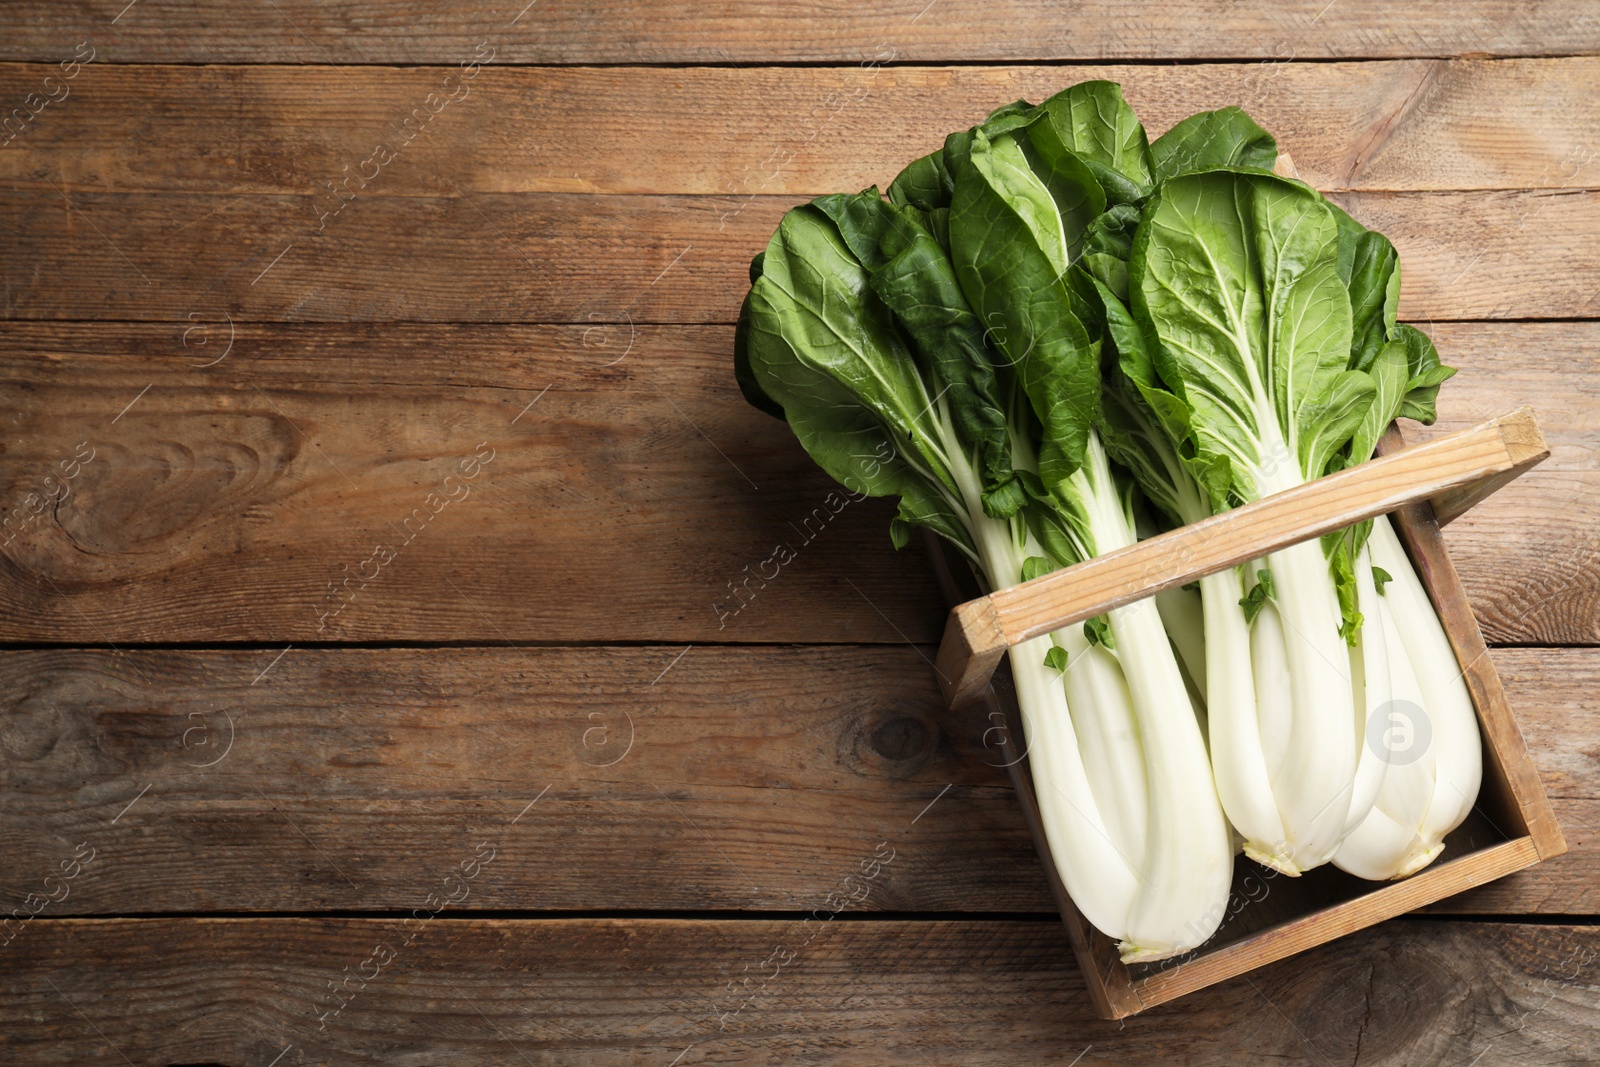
<box><xmin>738</xmin><ymin>78</ymin><xmax>1486</xmax><ymax>942</ymax></box>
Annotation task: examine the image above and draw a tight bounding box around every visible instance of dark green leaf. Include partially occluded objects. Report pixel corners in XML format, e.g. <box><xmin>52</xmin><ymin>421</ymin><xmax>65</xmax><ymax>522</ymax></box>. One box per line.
<box><xmin>948</xmin><ymin>128</ymin><xmax>1100</xmax><ymax>494</ymax></box>
<box><xmin>1392</xmin><ymin>325</ymin><xmax>1456</xmax><ymax>425</ymax></box>
<box><xmin>1347</xmin><ymin>323</ymin><xmax>1456</xmax><ymax>463</ymax></box>
<box><xmin>887</xmin><ymin>150</ymin><xmax>952</xmax><ymax>213</ymax></box>
<box><xmin>1149</xmin><ymin>107</ymin><xmax>1278</xmax><ymax>182</ymax></box>
<box><xmin>1091</xmin><ymin>278</ymin><xmax>1217</xmax><ymax>525</ymax></box>
<box><xmin>811</xmin><ymin>189</ymin><xmax>1022</xmax><ymax>516</ymax></box>
<box><xmin>734</xmin><ymin>279</ymin><xmax>786</xmax><ymax>420</ymax></box>
<box><xmin>978</xmin><ymin>99</ymin><xmax>1039</xmax><ymax>138</ymax></box>
<box><xmin>1079</xmin><ymin>203</ymin><xmax>1141</xmax><ymax>300</ymax></box>
<box><xmin>743</xmin><ymin>205</ymin><xmax>972</xmax><ymax>552</ymax></box>
<box><xmin>1027</xmin><ymin>80</ymin><xmax>1153</xmax><ymax>203</ymax></box>
<box><xmin>1326</xmin><ymin>202</ymin><xmax>1402</xmax><ymax>373</ymax></box>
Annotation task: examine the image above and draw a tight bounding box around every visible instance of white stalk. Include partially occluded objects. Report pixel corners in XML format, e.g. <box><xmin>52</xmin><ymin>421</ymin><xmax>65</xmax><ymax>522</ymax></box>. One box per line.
<box><xmin>1204</xmin><ymin>566</ymin><xmax>1293</xmax><ymax>874</ymax></box>
<box><xmin>1334</xmin><ymin>582</ymin><xmax>1439</xmax><ymax>878</ymax></box>
<box><xmin>1341</xmin><ymin>544</ymin><xmax>1393</xmax><ymax>839</ymax></box>
<box><xmin>954</xmin><ymin>422</ymin><xmax>1229</xmax><ymax>959</ymax></box>
<box><xmin>1057</xmin><ymin>626</ymin><xmax>1148</xmax><ymax>862</ymax></box>
<box><xmin>1112</xmin><ymin>592</ymin><xmax>1234</xmax><ymax>960</ymax></box>
<box><xmin>951</xmin><ymin>436</ymin><xmax>1145</xmax><ymax>941</ymax></box>
<box><xmin>1259</xmin><ymin>534</ymin><xmax>1358</xmax><ymax>869</ymax></box>
<box><xmin>1331</xmin><ymin>803</ymin><xmax>1423</xmax><ymax>881</ymax></box>
<box><xmin>1250</xmin><ymin>594</ymin><xmax>1293</xmax><ymax>783</ymax></box>
<box><xmin>1370</xmin><ymin>514</ymin><xmax>1482</xmax><ymax>871</ymax></box>
<box><xmin>1008</xmin><ymin>635</ymin><xmax>1140</xmax><ymax>938</ymax></box>
<box><xmin>1077</xmin><ymin>436</ymin><xmax>1233</xmax><ymax>962</ymax></box>
<box><xmin>1231</xmin><ymin>372</ymin><xmax>1358</xmax><ymax>873</ymax></box>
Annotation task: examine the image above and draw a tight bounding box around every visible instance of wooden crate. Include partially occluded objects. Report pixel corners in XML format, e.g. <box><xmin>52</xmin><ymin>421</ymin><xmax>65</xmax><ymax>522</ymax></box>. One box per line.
<box><xmin>927</xmin><ymin>409</ymin><xmax>1567</xmax><ymax>1018</ymax></box>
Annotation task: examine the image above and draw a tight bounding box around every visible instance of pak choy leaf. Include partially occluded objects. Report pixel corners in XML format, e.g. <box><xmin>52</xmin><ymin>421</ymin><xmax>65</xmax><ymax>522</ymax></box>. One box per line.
<box><xmin>1020</xmin><ymin>554</ymin><xmax>1057</xmax><ymax>582</ymax></box>
<box><xmin>1371</xmin><ymin>565</ymin><xmax>1392</xmax><ymax>594</ymax></box>
<box><xmin>1130</xmin><ymin>168</ymin><xmax>1374</xmax><ymax>502</ymax></box>
<box><xmin>947</xmin><ymin>126</ymin><xmax>1102</xmax><ymax>500</ymax></box>
<box><xmin>1328</xmin><ymin>203</ymin><xmax>1403</xmax><ymax>373</ymax></box>
<box><xmin>740</xmin><ymin>204</ymin><xmax>974</xmax><ymax>553</ymax></box>
<box><xmin>1331</xmin><ymin>538</ymin><xmax>1364</xmax><ymax>645</ymax></box>
<box><xmin>1149</xmin><ymin>107</ymin><xmax>1278</xmax><ymax>182</ymax></box>
<box><xmin>1239</xmin><ymin>568</ymin><xmax>1276</xmax><ymax>625</ymax></box>
<box><xmin>811</xmin><ymin>189</ymin><xmax>1024</xmax><ymax>518</ymax></box>
<box><xmin>1083</xmin><ymin>614</ymin><xmax>1116</xmax><ymax>648</ymax></box>
<box><xmin>1091</xmin><ymin>277</ymin><xmax>1224</xmax><ymax>526</ymax></box>
<box><xmin>1026</xmin><ymin>80</ymin><xmax>1154</xmax><ymax>206</ymax></box>
<box><xmin>1346</xmin><ymin>324</ymin><xmax>1455</xmax><ymax>466</ymax></box>
<box><xmin>1080</xmin><ymin>203</ymin><xmax>1142</xmax><ymax>302</ymax></box>
<box><xmin>1324</xmin><ymin>201</ymin><xmax>1449</xmax><ymax>574</ymax></box>
<box><xmin>886</xmin><ymin>99</ymin><xmax>1037</xmax><ymax>213</ymax></box>
<box><xmin>977</xmin><ymin>99</ymin><xmax>1039</xmax><ymax>138</ymax></box>
<box><xmin>733</xmin><ymin>252</ymin><xmax>786</xmax><ymax>419</ymax></box>
<box><xmin>887</xmin><ymin>150</ymin><xmax>951</xmax><ymax>213</ymax></box>
<box><xmin>1331</xmin><ymin>206</ymin><xmax>1455</xmax><ymax>465</ymax></box>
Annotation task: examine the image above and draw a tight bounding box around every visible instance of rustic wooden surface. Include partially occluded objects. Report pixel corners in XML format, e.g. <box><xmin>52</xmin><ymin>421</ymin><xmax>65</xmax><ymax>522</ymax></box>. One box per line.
<box><xmin>4</xmin><ymin>918</ymin><xmax>1599</xmax><ymax>1065</ymax></box>
<box><xmin>1</xmin><ymin>1</ymin><xmax>1597</xmax><ymax>1063</ymax></box>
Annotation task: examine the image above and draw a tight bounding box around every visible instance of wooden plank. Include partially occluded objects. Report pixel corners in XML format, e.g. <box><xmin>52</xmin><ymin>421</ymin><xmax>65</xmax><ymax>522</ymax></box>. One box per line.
<box><xmin>3</xmin><ymin>1</ymin><xmax>1598</xmax><ymax>63</ymax></box>
<box><xmin>0</xmin><ymin>321</ymin><xmax>1591</xmax><ymax>645</ymax></box>
<box><xmin>1401</xmin><ymin>322</ymin><xmax>1600</xmax><ymax>645</ymax></box>
<box><xmin>0</xmin><ymin>646</ymin><xmax>1041</xmax><ymax>914</ymax></box>
<box><xmin>5</xmin><ymin>60</ymin><xmax>1600</xmax><ymax>196</ymax></box>
<box><xmin>0</xmin><ymin>322</ymin><xmax>945</xmax><ymax>644</ymax></box>
<box><xmin>0</xmin><ymin>646</ymin><xmax>1592</xmax><ymax>916</ymax></box>
<box><xmin>2</xmin><ymin>917</ymin><xmax>1597</xmax><ymax>1064</ymax></box>
<box><xmin>936</xmin><ymin>410</ymin><xmax>1545</xmax><ymax>709</ymax></box>
<box><xmin>1131</xmin><ymin>839</ymin><xmax>1546</xmax><ymax>1012</ymax></box>
<box><xmin>2</xmin><ymin>189</ymin><xmax>1596</xmax><ymax>324</ymax></box>
<box><xmin>1330</xmin><ymin>189</ymin><xmax>1600</xmax><ymax>324</ymax></box>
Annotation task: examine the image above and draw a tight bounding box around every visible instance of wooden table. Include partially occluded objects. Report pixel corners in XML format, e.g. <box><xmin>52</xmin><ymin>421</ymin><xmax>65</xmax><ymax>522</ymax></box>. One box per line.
<box><xmin>1</xmin><ymin>3</ymin><xmax>1596</xmax><ymax>1063</ymax></box>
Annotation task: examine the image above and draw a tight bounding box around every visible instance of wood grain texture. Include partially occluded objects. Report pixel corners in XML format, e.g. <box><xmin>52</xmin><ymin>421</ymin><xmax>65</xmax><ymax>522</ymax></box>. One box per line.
<box><xmin>0</xmin><ymin>323</ymin><xmax>1590</xmax><ymax>644</ymax></box>
<box><xmin>0</xmin><ymin>646</ymin><xmax>1592</xmax><ymax>916</ymax></box>
<box><xmin>0</xmin><ymin>646</ymin><xmax>1041</xmax><ymax>914</ymax></box>
<box><xmin>5</xmin><ymin>60</ymin><xmax>1600</xmax><ymax>196</ymax></box>
<box><xmin>2</xmin><ymin>188</ymin><xmax>1596</xmax><ymax>324</ymax></box>
<box><xmin>0</xmin><ymin>322</ymin><xmax>946</xmax><ymax>644</ymax></box>
<box><xmin>1399</xmin><ymin>322</ymin><xmax>1600</xmax><ymax>644</ymax></box>
<box><xmin>4</xmin><ymin>1</ymin><xmax>1599</xmax><ymax>63</ymax></box>
<box><xmin>2</xmin><ymin>917</ymin><xmax>1598</xmax><ymax>1065</ymax></box>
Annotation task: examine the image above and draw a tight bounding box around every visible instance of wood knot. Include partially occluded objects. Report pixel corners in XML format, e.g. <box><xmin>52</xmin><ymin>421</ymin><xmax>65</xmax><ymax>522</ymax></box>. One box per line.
<box><xmin>869</xmin><ymin>714</ymin><xmax>933</xmax><ymax>766</ymax></box>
